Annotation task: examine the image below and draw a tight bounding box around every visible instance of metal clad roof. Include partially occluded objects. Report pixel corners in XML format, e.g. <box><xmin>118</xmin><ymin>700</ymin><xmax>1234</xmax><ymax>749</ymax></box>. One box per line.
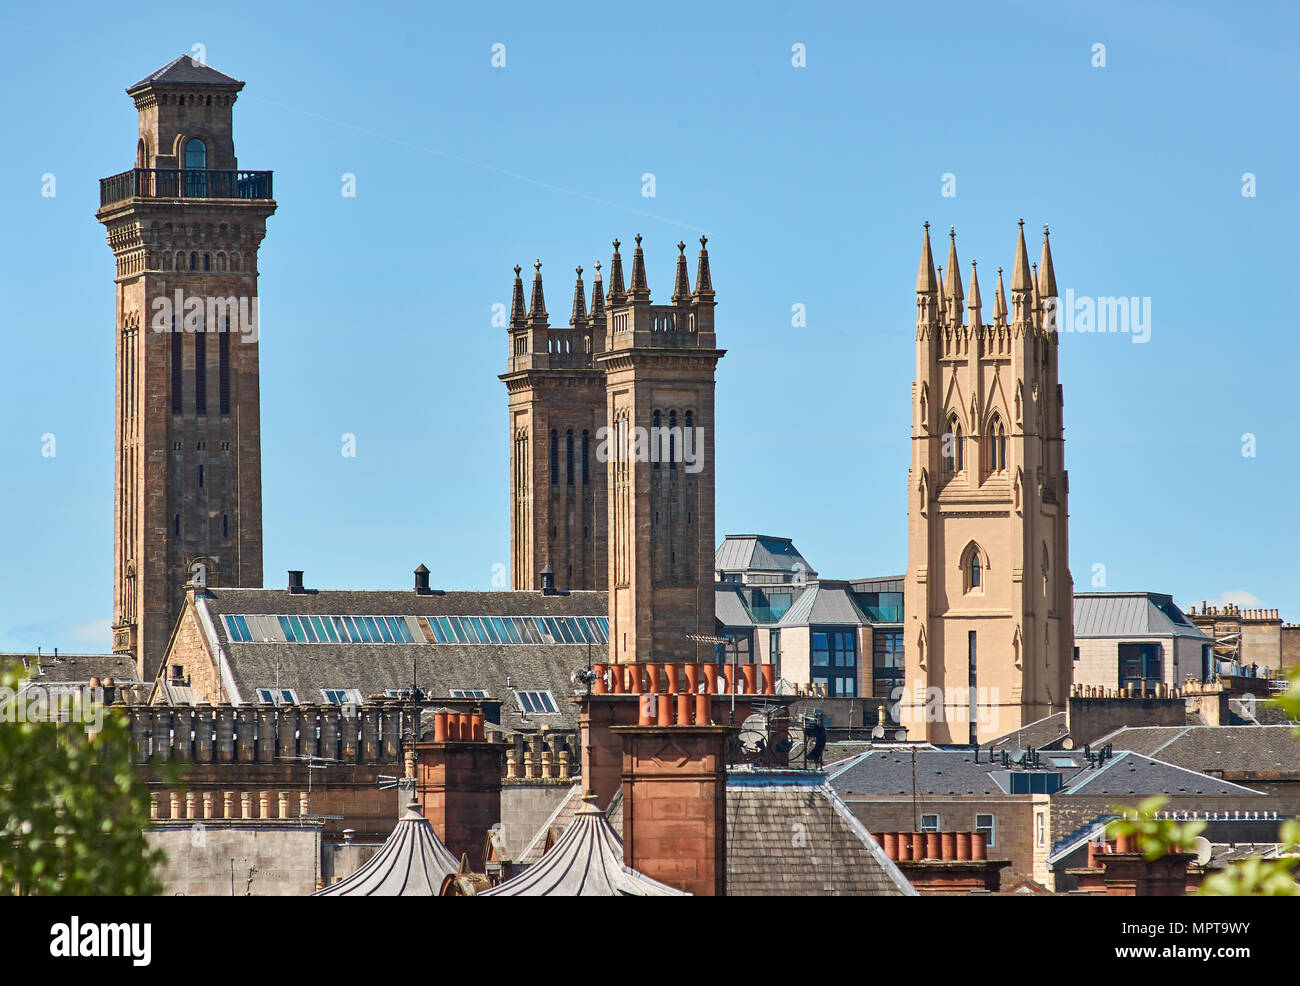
<box><xmin>482</xmin><ymin>803</ymin><xmax>686</xmax><ymax>896</ymax></box>
<box><xmin>715</xmin><ymin>535</ymin><xmax>816</xmax><ymax>576</ymax></box>
<box><xmin>314</xmin><ymin>800</ymin><xmax>458</xmax><ymax>896</ymax></box>
<box><xmin>1073</xmin><ymin>593</ymin><xmax>1209</xmax><ymax>640</ymax></box>
<box><xmin>715</xmin><ymin>587</ymin><xmax>756</xmax><ymax>627</ymax></box>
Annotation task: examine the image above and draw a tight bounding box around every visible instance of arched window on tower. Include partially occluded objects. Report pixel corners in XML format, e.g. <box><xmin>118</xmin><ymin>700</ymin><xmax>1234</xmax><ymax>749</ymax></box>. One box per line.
<box><xmin>669</xmin><ymin>410</ymin><xmax>677</xmax><ymax>470</ymax></box>
<box><xmin>652</xmin><ymin>411</ymin><xmax>661</xmax><ymax>470</ymax></box>
<box><xmin>183</xmin><ymin>138</ymin><xmax>207</xmax><ymax>196</ymax></box>
<box><xmin>549</xmin><ymin>429</ymin><xmax>558</xmax><ymax>485</ymax></box>
<box><xmin>943</xmin><ymin>415</ymin><xmax>963</xmax><ymax>474</ymax></box>
<box><xmin>581</xmin><ymin>430</ymin><xmax>590</xmax><ymax>486</ymax></box>
<box><xmin>566</xmin><ymin>429</ymin><xmax>574</xmax><ymax>487</ymax></box>
<box><xmin>961</xmin><ymin>541</ymin><xmax>986</xmax><ymax>594</ymax></box>
<box><xmin>987</xmin><ymin>414</ymin><xmax>1007</xmax><ymax>474</ymax></box>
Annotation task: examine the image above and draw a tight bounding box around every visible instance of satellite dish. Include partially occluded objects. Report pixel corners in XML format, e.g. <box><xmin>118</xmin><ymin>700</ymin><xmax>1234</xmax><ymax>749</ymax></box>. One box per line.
<box><xmin>1061</xmin><ymin>737</ymin><xmax>1075</xmax><ymax>750</ymax></box>
<box><xmin>871</xmin><ymin>724</ymin><xmax>886</xmax><ymax>740</ymax></box>
<box><xmin>1193</xmin><ymin>836</ymin><xmax>1212</xmax><ymax>867</ymax></box>
<box><xmin>1009</xmin><ymin>746</ymin><xmax>1025</xmax><ymax>765</ymax></box>
<box><xmin>738</xmin><ymin>713</ymin><xmax>768</xmax><ymax>755</ymax></box>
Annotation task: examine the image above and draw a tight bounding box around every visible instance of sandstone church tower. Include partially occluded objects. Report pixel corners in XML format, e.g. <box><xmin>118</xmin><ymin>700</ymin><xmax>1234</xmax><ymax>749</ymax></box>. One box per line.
<box><xmin>97</xmin><ymin>56</ymin><xmax>274</xmax><ymax>680</ymax></box>
<box><xmin>501</xmin><ymin>261</ymin><xmax>608</xmax><ymax>591</ymax></box>
<box><xmin>903</xmin><ymin>221</ymin><xmax>1072</xmax><ymax>743</ymax></box>
<box><xmin>504</xmin><ymin>236</ymin><xmax>723</xmax><ymax>664</ymax></box>
<box><xmin>599</xmin><ymin>236</ymin><xmax>723</xmax><ymax>664</ymax></box>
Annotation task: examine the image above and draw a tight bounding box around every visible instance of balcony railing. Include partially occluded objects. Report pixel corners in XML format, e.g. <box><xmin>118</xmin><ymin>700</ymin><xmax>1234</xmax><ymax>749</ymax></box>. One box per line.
<box><xmin>99</xmin><ymin>168</ymin><xmax>274</xmax><ymax>207</ymax></box>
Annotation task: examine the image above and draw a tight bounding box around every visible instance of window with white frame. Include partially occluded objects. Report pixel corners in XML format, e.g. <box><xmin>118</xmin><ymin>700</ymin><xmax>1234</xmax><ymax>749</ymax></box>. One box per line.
<box><xmin>920</xmin><ymin>813</ymin><xmax>941</xmax><ymax>832</ymax></box>
<box><xmin>514</xmin><ymin>689</ymin><xmax>559</xmax><ymax>715</ymax></box>
<box><xmin>1035</xmin><ymin>810</ymin><xmax>1046</xmax><ymax>847</ymax></box>
<box><xmin>450</xmin><ymin>688</ymin><xmax>489</xmax><ymax>699</ymax></box>
<box><xmin>976</xmin><ymin>813</ymin><xmax>996</xmax><ymax>846</ymax></box>
<box><xmin>256</xmin><ymin>688</ymin><xmax>298</xmax><ymax>705</ymax></box>
<box><xmin>320</xmin><ymin>688</ymin><xmax>363</xmax><ymax>705</ymax></box>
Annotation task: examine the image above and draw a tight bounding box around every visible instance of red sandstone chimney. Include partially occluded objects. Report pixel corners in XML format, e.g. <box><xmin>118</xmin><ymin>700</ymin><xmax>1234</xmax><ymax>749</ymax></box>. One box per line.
<box><xmin>611</xmin><ymin>724</ymin><xmax>733</xmax><ymax>896</ymax></box>
<box><xmin>414</xmin><ymin>716</ymin><xmax>501</xmax><ymax>870</ymax></box>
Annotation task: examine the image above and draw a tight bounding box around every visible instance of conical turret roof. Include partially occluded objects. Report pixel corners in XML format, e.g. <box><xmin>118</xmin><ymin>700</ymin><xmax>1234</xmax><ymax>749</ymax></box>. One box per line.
<box><xmin>313</xmin><ymin>800</ymin><xmax>458</xmax><ymax>896</ymax></box>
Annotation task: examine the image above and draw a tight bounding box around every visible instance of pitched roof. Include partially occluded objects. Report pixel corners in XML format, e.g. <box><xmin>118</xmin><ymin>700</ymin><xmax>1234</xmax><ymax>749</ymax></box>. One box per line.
<box><xmin>1102</xmin><ymin>725</ymin><xmax>1300</xmax><ymax>775</ymax></box>
<box><xmin>482</xmin><ymin>802</ymin><xmax>686</xmax><ymax>896</ymax></box>
<box><xmin>313</xmin><ymin>800</ymin><xmax>458</xmax><ymax>896</ymax></box>
<box><xmin>715</xmin><ymin>535</ymin><xmax>817</xmax><ymax>577</ymax></box>
<box><xmin>715</xmin><ymin>585</ymin><xmax>755</xmax><ymax>627</ymax></box>
<box><xmin>187</xmin><ymin>588</ymin><xmax>605</xmax><ymax>729</ymax></box>
<box><xmin>981</xmin><ymin>711</ymin><xmax>1070</xmax><ymax>751</ymax></box>
<box><xmin>128</xmin><ymin>55</ymin><xmax>243</xmax><ymax>93</ymax></box>
<box><xmin>1059</xmin><ymin>751</ymin><xmax>1263</xmax><ymax>797</ymax></box>
<box><xmin>777</xmin><ymin>581</ymin><xmax>869</xmax><ymax>627</ymax></box>
<box><xmin>1073</xmin><ymin>592</ymin><xmax>1209</xmax><ymax>639</ymax></box>
<box><xmin>724</xmin><ymin>772</ymin><xmax>915</xmax><ymax>896</ymax></box>
<box><xmin>829</xmin><ymin>748</ymin><xmax>1089</xmax><ymax>795</ymax></box>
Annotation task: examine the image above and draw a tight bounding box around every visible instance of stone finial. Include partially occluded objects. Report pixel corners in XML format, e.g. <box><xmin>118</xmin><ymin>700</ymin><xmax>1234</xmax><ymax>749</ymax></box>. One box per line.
<box><xmin>606</xmin><ymin>239</ymin><xmax>627</xmax><ymax>305</ymax></box>
<box><xmin>570</xmin><ymin>265</ymin><xmax>587</xmax><ymax>326</ymax></box>
<box><xmin>671</xmin><ymin>240</ymin><xmax>692</xmax><ymax>304</ymax></box>
<box><xmin>509</xmin><ymin>264</ymin><xmax>526</xmax><ymax>327</ymax></box>
<box><xmin>528</xmin><ymin>259</ymin><xmax>547</xmax><ymax>322</ymax></box>
<box><xmin>693</xmin><ymin>235</ymin><xmax>715</xmax><ymax>301</ymax></box>
<box><xmin>628</xmin><ymin>234</ymin><xmax>650</xmax><ymax>301</ymax></box>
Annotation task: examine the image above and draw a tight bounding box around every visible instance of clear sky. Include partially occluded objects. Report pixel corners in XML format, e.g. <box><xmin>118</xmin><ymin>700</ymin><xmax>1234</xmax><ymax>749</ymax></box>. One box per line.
<box><xmin>1</xmin><ymin>0</ymin><xmax>1296</xmax><ymax>653</ymax></box>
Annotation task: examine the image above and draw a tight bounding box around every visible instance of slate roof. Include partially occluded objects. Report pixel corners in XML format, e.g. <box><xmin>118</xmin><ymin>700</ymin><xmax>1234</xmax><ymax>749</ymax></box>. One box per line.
<box><xmin>313</xmin><ymin>799</ymin><xmax>458</xmax><ymax>896</ymax></box>
<box><xmin>715</xmin><ymin>535</ymin><xmax>817</xmax><ymax>578</ymax></box>
<box><xmin>1101</xmin><ymin>725</ymin><xmax>1300</xmax><ymax>776</ymax></box>
<box><xmin>189</xmin><ymin>588</ymin><xmax>605</xmax><ymax>729</ymax></box>
<box><xmin>8</xmin><ymin>652</ymin><xmax>143</xmax><ymax>686</ymax></box>
<box><xmin>982</xmin><ymin>711</ymin><xmax>1070</xmax><ymax>751</ymax></box>
<box><xmin>128</xmin><ymin>55</ymin><xmax>243</xmax><ymax>93</ymax></box>
<box><xmin>725</xmin><ymin>772</ymin><xmax>914</xmax><ymax>896</ymax></box>
<box><xmin>1073</xmin><ymin>592</ymin><xmax>1209</xmax><ymax>640</ymax></box>
<box><xmin>829</xmin><ymin>748</ymin><xmax>1090</xmax><ymax>795</ymax></box>
<box><xmin>482</xmin><ymin>802</ymin><xmax>686</xmax><ymax>896</ymax></box>
<box><xmin>1059</xmin><ymin>751</ymin><xmax>1264</xmax><ymax>797</ymax></box>
<box><xmin>777</xmin><ymin>581</ymin><xmax>870</xmax><ymax>627</ymax></box>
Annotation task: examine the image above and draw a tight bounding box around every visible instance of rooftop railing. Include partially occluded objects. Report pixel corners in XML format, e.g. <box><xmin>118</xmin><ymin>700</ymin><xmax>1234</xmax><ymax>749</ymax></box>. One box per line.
<box><xmin>99</xmin><ymin>168</ymin><xmax>273</xmax><ymax>207</ymax></box>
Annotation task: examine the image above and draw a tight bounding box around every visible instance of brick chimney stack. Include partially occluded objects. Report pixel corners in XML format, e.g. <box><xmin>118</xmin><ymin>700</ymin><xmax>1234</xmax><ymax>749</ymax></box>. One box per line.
<box><xmin>414</xmin><ymin>712</ymin><xmax>502</xmax><ymax>869</ymax></box>
<box><xmin>612</xmin><ymin>724</ymin><xmax>734</xmax><ymax>896</ymax></box>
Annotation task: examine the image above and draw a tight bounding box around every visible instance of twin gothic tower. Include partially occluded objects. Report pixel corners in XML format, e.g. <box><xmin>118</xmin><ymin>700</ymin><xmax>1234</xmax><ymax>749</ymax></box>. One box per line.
<box><xmin>904</xmin><ymin>221</ymin><xmax>1073</xmax><ymax>743</ymax></box>
<box><xmin>501</xmin><ymin>237</ymin><xmax>724</xmax><ymax>665</ymax></box>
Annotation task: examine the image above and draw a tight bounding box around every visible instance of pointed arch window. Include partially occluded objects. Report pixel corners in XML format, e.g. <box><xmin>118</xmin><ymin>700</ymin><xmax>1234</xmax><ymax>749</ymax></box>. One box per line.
<box><xmin>581</xmin><ymin>430</ymin><xmax>590</xmax><ymax>486</ymax></box>
<box><xmin>961</xmin><ymin>542</ymin><xmax>987</xmax><ymax>595</ymax></box>
<box><xmin>987</xmin><ymin>414</ymin><xmax>1007</xmax><ymax>474</ymax></box>
<box><xmin>549</xmin><ymin>429</ymin><xmax>558</xmax><ymax>485</ymax></box>
<box><xmin>652</xmin><ymin>410</ymin><xmax>661</xmax><ymax>470</ymax></box>
<box><xmin>565</xmin><ymin>429</ymin><xmax>575</xmax><ymax>487</ymax></box>
<box><xmin>943</xmin><ymin>415</ymin><xmax>964</xmax><ymax>474</ymax></box>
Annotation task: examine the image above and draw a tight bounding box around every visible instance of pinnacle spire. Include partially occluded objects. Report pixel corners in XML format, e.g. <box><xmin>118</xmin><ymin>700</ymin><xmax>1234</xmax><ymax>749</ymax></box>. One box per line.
<box><xmin>628</xmin><ymin>234</ymin><xmax>650</xmax><ymax>301</ymax></box>
<box><xmin>1038</xmin><ymin>224</ymin><xmax>1058</xmax><ymax>301</ymax></box>
<box><xmin>993</xmin><ymin>267</ymin><xmax>1007</xmax><ymax>324</ymax></box>
<box><xmin>528</xmin><ymin>260</ymin><xmax>547</xmax><ymax>322</ymax></box>
<box><xmin>966</xmin><ymin>261</ymin><xmax>982</xmax><ymax>326</ymax></box>
<box><xmin>916</xmin><ymin>221</ymin><xmax>938</xmax><ymax>294</ymax></box>
<box><xmin>589</xmin><ymin>260</ymin><xmax>605</xmax><ymax>321</ymax></box>
<box><xmin>606</xmin><ymin>240</ymin><xmax>627</xmax><ymax>306</ymax></box>
<box><xmin>693</xmin><ymin>235</ymin><xmax>714</xmax><ymax>301</ymax></box>
<box><xmin>1011</xmin><ymin>218</ymin><xmax>1033</xmax><ymax>293</ymax></box>
<box><xmin>509</xmin><ymin>264</ymin><xmax>526</xmax><ymax>328</ymax></box>
<box><xmin>671</xmin><ymin>240</ymin><xmax>692</xmax><ymax>304</ymax></box>
<box><xmin>570</xmin><ymin>266</ymin><xmax>587</xmax><ymax>326</ymax></box>
<box><xmin>944</xmin><ymin>227</ymin><xmax>963</xmax><ymax>306</ymax></box>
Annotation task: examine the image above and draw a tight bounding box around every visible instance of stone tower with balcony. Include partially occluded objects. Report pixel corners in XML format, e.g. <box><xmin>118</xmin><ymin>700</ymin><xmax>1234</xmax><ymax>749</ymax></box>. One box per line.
<box><xmin>903</xmin><ymin>221</ymin><xmax>1073</xmax><ymax>743</ymax></box>
<box><xmin>96</xmin><ymin>56</ymin><xmax>275</xmax><ymax>680</ymax></box>
<box><xmin>500</xmin><ymin>260</ymin><xmax>608</xmax><ymax>591</ymax></box>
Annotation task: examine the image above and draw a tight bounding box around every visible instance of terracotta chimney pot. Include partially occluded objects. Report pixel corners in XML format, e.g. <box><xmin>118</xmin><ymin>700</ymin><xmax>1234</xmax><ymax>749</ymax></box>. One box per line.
<box><xmin>656</xmin><ymin>693</ymin><xmax>673</xmax><ymax>726</ymax></box>
<box><xmin>592</xmin><ymin>663</ymin><xmax>608</xmax><ymax>694</ymax></box>
<box><xmin>740</xmin><ymin>664</ymin><xmax>758</xmax><ymax>694</ymax></box>
<box><xmin>971</xmin><ymin>832</ymin><xmax>986</xmax><ymax>860</ymax></box>
<box><xmin>665</xmin><ymin>663</ymin><xmax>680</xmax><ymax>693</ymax></box>
<box><xmin>676</xmin><ymin>692</ymin><xmax>692</xmax><ymax>726</ymax></box>
<box><xmin>760</xmin><ymin>663</ymin><xmax>776</xmax><ymax>694</ymax></box>
<box><xmin>956</xmin><ymin>831</ymin><xmax>971</xmax><ymax>861</ymax></box>
<box><xmin>694</xmin><ymin>693</ymin><xmax>711</xmax><ymax>726</ymax></box>
<box><xmin>433</xmin><ymin>711</ymin><xmax>448</xmax><ymax>743</ymax></box>
<box><xmin>882</xmin><ymin>832</ymin><xmax>899</xmax><ymax>859</ymax></box>
<box><xmin>638</xmin><ymin>693</ymin><xmax>655</xmax><ymax>726</ymax></box>
<box><xmin>684</xmin><ymin>663</ymin><xmax>700</xmax><ymax>693</ymax></box>
<box><xmin>941</xmin><ymin>831</ymin><xmax>957</xmax><ymax>860</ymax></box>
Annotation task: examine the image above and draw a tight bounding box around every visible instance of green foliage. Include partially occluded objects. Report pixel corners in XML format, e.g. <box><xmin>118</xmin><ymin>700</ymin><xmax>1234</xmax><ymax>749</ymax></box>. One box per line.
<box><xmin>1271</xmin><ymin>666</ymin><xmax>1300</xmax><ymax>724</ymax></box>
<box><xmin>1198</xmin><ymin>819</ymin><xmax>1300</xmax><ymax>896</ymax></box>
<box><xmin>0</xmin><ymin>662</ymin><xmax>164</xmax><ymax>895</ymax></box>
<box><xmin>1108</xmin><ymin>796</ymin><xmax>1205</xmax><ymax>860</ymax></box>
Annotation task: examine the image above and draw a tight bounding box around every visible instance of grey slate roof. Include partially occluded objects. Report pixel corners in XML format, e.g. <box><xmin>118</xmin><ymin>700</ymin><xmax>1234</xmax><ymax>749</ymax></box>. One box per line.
<box><xmin>1102</xmin><ymin>725</ymin><xmax>1300</xmax><ymax>775</ymax></box>
<box><xmin>724</xmin><ymin>772</ymin><xmax>915</xmax><ymax>896</ymax></box>
<box><xmin>482</xmin><ymin>802</ymin><xmax>686</xmax><ymax>896</ymax></box>
<box><xmin>777</xmin><ymin>581</ymin><xmax>869</xmax><ymax>627</ymax></box>
<box><xmin>1073</xmin><ymin>592</ymin><xmax>1209</xmax><ymax>640</ymax></box>
<box><xmin>192</xmin><ymin>588</ymin><xmax>605</xmax><ymax>729</ymax></box>
<box><xmin>982</xmin><ymin>711</ymin><xmax>1070</xmax><ymax>752</ymax></box>
<box><xmin>314</xmin><ymin>799</ymin><xmax>458</xmax><ymax>896</ymax></box>
<box><xmin>129</xmin><ymin>55</ymin><xmax>243</xmax><ymax>93</ymax></box>
<box><xmin>848</xmin><ymin>576</ymin><xmax>905</xmax><ymax>594</ymax></box>
<box><xmin>830</xmin><ymin>748</ymin><xmax>1090</xmax><ymax>795</ymax></box>
<box><xmin>715</xmin><ymin>535</ymin><xmax>817</xmax><ymax>577</ymax></box>
<box><xmin>9</xmin><ymin>652</ymin><xmax>143</xmax><ymax>686</ymax></box>
<box><xmin>1059</xmin><ymin>751</ymin><xmax>1263</xmax><ymax>797</ymax></box>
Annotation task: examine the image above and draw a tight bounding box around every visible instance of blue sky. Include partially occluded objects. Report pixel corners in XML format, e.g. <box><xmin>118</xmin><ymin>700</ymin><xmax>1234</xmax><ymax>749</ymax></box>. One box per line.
<box><xmin>1</xmin><ymin>0</ymin><xmax>1296</xmax><ymax>653</ymax></box>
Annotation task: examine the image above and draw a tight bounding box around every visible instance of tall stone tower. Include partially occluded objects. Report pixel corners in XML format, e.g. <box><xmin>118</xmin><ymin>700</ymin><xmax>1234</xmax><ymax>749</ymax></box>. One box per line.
<box><xmin>599</xmin><ymin>236</ymin><xmax>724</xmax><ymax>664</ymax></box>
<box><xmin>96</xmin><ymin>56</ymin><xmax>274</xmax><ymax>680</ymax></box>
<box><xmin>501</xmin><ymin>261</ymin><xmax>608</xmax><ymax>590</ymax></box>
<box><xmin>903</xmin><ymin>221</ymin><xmax>1072</xmax><ymax>743</ymax></box>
